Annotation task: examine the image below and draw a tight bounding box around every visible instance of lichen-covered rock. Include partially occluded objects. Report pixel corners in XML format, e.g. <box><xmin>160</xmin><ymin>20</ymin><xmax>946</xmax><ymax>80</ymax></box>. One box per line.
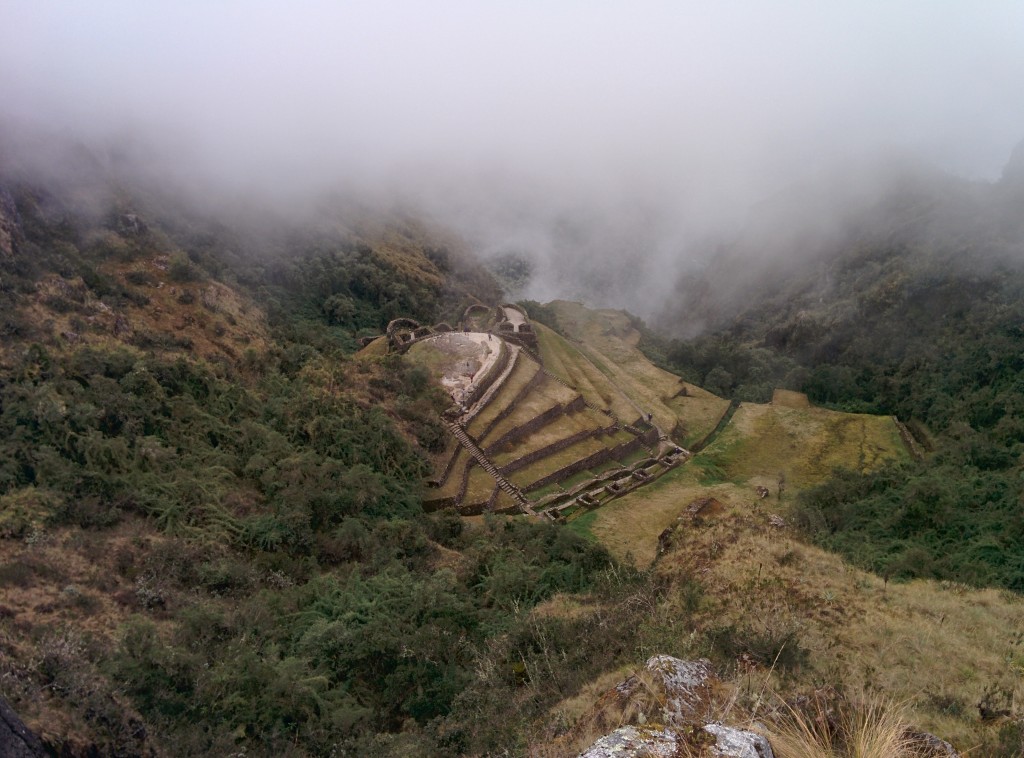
<box><xmin>703</xmin><ymin>723</ymin><xmax>775</xmax><ymax>757</ymax></box>
<box><xmin>644</xmin><ymin>655</ymin><xmax>716</xmax><ymax>725</ymax></box>
<box><xmin>904</xmin><ymin>729</ymin><xmax>961</xmax><ymax>757</ymax></box>
<box><xmin>578</xmin><ymin>726</ymin><xmax>676</xmax><ymax>757</ymax></box>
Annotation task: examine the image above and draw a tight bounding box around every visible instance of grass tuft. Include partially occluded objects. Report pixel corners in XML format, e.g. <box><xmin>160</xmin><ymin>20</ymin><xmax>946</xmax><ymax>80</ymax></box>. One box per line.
<box><xmin>764</xmin><ymin>693</ymin><xmax>924</xmax><ymax>758</ymax></box>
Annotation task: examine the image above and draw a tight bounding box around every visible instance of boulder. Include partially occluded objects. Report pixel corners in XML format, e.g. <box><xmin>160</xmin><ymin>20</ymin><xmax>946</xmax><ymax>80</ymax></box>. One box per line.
<box><xmin>0</xmin><ymin>697</ymin><xmax>46</xmax><ymax>758</ymax></box>
<box><xmin>579</xmin><ymin>726</ymin><xmax>677</xmax><ymax>758</ymax></box>
<box><xmin>703</xmin><ymin>723</ymin><xmax>775</xmax><ymax>757</ymax></box>
<box><xmin>644</xmin><ymin>655</ymin><xmax>716</xmax><ymax>725</ymax></box>
<box><xmin>562</xmin><ymin>656</ymin><xmax>719</xmax><ymax>754</ymax></box>
<box><xmin>904</xmin><ymin>728</ymin><xmax>962</xmax><ymax>757</ymax></box>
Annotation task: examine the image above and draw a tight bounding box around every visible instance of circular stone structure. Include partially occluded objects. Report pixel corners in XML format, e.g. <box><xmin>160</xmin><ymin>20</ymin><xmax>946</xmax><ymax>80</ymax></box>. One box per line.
<box><xmin>406</xmin><ymin>331</ymin><xmax>503</xmax><ymax>406</ymax></box>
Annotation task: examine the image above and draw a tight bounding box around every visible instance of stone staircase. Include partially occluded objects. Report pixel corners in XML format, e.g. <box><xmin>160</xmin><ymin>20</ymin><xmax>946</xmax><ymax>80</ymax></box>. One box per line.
<box><xmin>445</xmin><ymin>420</ymin><xmax>540</xmax><ymax>518</ymax></box>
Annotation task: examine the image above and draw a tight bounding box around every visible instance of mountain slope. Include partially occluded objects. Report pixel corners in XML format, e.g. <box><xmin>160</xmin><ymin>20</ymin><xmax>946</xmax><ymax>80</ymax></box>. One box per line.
<box><xmin>653</xmin><ymin>155</ymin><xmax>1024</xmax><ymax>592</ymax></box>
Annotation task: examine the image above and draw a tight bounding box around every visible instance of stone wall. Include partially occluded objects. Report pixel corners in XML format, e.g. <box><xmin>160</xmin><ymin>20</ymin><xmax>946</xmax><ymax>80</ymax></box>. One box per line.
<box><xmin>501</xmin><ymin>331</ymin><xmax>539</xmax><ymax>351</ymax></box>
<box><xmin>500</xmin><ymin>302</ymin><xmax>529</xmax><ymax>320</ymax></box>
<box><xmin>689</xmin><ymin>400</ymin><xmax>739</xmax><ymax>453</ymax></box>
<box><xmin>893</xmin><ymin>416</ymin><xmax>925</xmax><ymax>460</ymax></box>
<box><xmin>523</xmin><ymin>436</ymin><xmax>644</xmax><ymax>493</ymax></box>
<box><xmin>499</xmin><ymin>423</ymin><xmax>618</xmax><ymax>476</ymax></box>
<box><xmin>483</xmin><ymin>398</ymin><xmax>567</xmax><ymax>455</ymax></box>
<box><xmin>422</xmin><ymin>457</ymin><xmax>474</xmax><ymax>512</ymax></box>
<box><xmin>476</xmin><ymin>366</ymin><xmax>547</xmax><ymax>441</ymax></box>
<box><xmin>640</xmin><ymin>425</ymin><xmax>660</xmax><ymax>447</ymax></box>
<box><xmin>461</xmin><ymin>303</ymin><xmax>496</xmax><ymax>329</ymax></box>
<box><xmin>428</xmin><ymin>444</ymin><xmax>465</xmax><ymax>489</ymax></box>
<box><xmin>423</xmin><ymin>493</ymin><xmax>458</xmax><ymax>512</ymax></box>
<box><xmin>463</xmin><ymin>340</ymin><xmax>510</xmax><ymax>407</ymax></box>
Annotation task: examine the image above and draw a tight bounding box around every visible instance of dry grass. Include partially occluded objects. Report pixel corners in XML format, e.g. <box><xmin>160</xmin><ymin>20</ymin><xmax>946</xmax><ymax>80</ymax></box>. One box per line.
<box><xmin>463</xmin><ymin>352</ymin><xmax>540</xmax><ymax>436</ymax></box>
<box><xmin>764</xmin><ymin>694</ymin><xmax>924</xmax><ymax>758</ymax></box>
<box><xmin>665</xmin><ymin>392</ymin><xmax>734</xmax><ymax>447</ymax></box>
<box><xmin>507</xmin><ymin>436</ymin><xmax>616</xmax><ymax>490</ymax></box>
<box><xmin>355</xmin><ymin>335</ymin><xmax>389</xmax><ymax>358</ymax></box>
<box><xmin>547</xmin><ymin>301</ymin><xmax>731</xmax><ymax>434</ymax></box>
<box><xmin>655</xmin><ymin>506</ymin><xmax>1024</xmax><ymax>751</ymax></box>
<box><xmin>535</xmin><ymin>323</ymin><xmax>639</xmax><ymax>421</ymax></box>
<box><xmin>584</xmin><ymin>464</ymin><xmax>753</xmax><ymax>566</ymax></box>
<box><xmin>478</xmin><ymin>375</ymin><xmax>578</xmax><ymax>446</ymax></box>
<box><xmin>10</xmin><ymin>262</ymin><xmax>271</xmax><ymax>369</ymax></box>
<box><xmin>492</xmin><ymin>408</ymin><xmax>609</xmax><ymax>466</ymax></box>
<box><xmin>464</xmin><ymin>464</ymin><xmax>500</xmax><ymax>504</ymax></box>
<box><xmin>425</xmin><ymin>447</ymin><xmax>470</xmax><ymax>501</ymax></box>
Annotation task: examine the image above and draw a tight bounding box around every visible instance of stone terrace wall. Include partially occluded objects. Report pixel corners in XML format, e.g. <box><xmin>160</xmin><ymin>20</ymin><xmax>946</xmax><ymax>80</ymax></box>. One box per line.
<box><xmin>423</xmin><ymin>457</ymin><xmax>474</xmax><ymax>512</ymax></box>
<box><xmin>523</xmin><ymin>436</ymin><xmax>644</xmax><ymax>493</ymax></box>
<box><xmin>463</xmin><ymin>340</ymin><xmax>510</xmax><ymax>407</ymax></box>
<box><xmin>476</xmin><ymin>365</ymin><xmax>547</xmax><ymax>442</ymax></box>
<box><xmin>499</xmin><ymin>424</ymin><xmax>618</xmax><ymax>476</ymax></box>
<box><xmin>428</xmin><ymin>444</ymin><xmax>465</xmax><ymax>489</ymax></box>
<box><xmin>483</xmin><ymin>395</ymin><xmax>581</xmax><ymax>455</ymax></box>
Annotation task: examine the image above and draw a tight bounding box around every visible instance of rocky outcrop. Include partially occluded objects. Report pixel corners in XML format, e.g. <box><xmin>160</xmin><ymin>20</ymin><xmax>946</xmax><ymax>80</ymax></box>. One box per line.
<box><xmin>0</xmin><ymin>697</ymin><xmax>46</xmax><ymax>758</ymax></box>
<box><xmin>640</xmin><ymin>655</ymin><xmax>717</xmax><ymax>725</ymax></box>
<box><xmin>569</xmin><ymin>656</ymin><xmax>775</xmax><ymax>758</ymax></box>
<box><xmin>579</xmin><ymin>722</ymin><xmax>774</xmax><ymax>758</ymax></box>
<box><xmin>703</xmin><ymin>723</ymin><xmax>775</xmax><ymax>757</ymax></box>
<box><xmin>579</xmin><ymin>726</ymin><xmax>677</xmax><ymax>757</ymax></box>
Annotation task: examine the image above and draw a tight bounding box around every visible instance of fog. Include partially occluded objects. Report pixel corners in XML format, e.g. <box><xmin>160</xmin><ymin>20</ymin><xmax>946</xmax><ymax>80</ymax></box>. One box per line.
<box><xmin>3</xmin><ymin>1</ymin><xmax>1024</xmax><ymax>316</ymax></box>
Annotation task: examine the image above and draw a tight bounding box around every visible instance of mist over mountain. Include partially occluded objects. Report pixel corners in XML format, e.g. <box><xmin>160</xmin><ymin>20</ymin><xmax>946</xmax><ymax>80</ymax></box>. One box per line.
<box><xmin>8</xmin><ymin>5</ymin><xmax>1024</xmax><ymax>756</ymax></box>
<box><xmin>652</xmin><ymin>147</ymin><xmax>1024</xmax><ymax>336</ymax></box>
<box><xmin>4</xmin><ymin>2</ymin><xmax>1024</xmax><ymax>319</ymax></box>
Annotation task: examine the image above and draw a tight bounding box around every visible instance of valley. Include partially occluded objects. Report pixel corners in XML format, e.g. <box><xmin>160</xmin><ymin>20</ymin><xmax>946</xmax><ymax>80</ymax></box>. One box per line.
<box><xmin>1</xmin><ymin>152</ymin><xmax>1024</xmax><ymax>757</ymax></box>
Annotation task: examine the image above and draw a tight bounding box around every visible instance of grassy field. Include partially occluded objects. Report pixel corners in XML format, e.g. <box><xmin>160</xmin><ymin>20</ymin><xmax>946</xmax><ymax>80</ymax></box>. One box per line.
<box><xmin>535</xmin><ymin>323</ymin><xmax>640</xmax><ymax>421</ymax></box>
<box><xmin>464</xmin><ymin>463</ymin><xmax>500</xmax><ymax>505</ymax></box>
<box><xmin>507</xmin><ymin>430</ymin><xmax>637</xmax><ymax>491</ymax></box>
<box><xmin>425</xmin><ymin>448</ymin><xmax>471</xmax><ymax>501</ymax></box>
<box><xmin>697</xmin><ymin>402</ymin><xmax>908</xmax><ymax>492</ymax></box>
<box><xmin>540</xmin><ymin>302</ymin><xmax>732</xmax><ymax>439</ymax></box>
<box><xmin>664</xmin><ymin>392</ymin><xmax>733</xmax><ymax>447</ymax></box>
<box><xmin>580</xmin><ymin>399</ymin><xmax>908</xmax><ymax>567</ymax></box>
<box><xmin>583</xmin><ymin>463</ymin><xmax>753</xmax><ymax>565</ymax></box>
<box><xmin>420</xmin><ymin>303</ymin><xmax>906</xmax><ymax>574</ymax></box>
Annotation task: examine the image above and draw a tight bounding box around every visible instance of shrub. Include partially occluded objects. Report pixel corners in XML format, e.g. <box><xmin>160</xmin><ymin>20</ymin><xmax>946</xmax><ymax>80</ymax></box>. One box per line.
<box><xmin>169</xmin><ymin>253</ymin><xmax>203</xmax><ymax>283</ymax></box>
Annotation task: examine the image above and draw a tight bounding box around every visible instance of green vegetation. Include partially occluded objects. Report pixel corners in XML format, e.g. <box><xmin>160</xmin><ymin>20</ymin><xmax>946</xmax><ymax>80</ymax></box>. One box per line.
<box><xmin>6</xmin><ymin>159</ymin><xmax>1024</xmax><ymax>756</ymax></box>
<box><xmin>651</xmin><ymin>186</ymin><xmax>1024</xmax><ymax>592</ymax></box>
<box><xmin>0</xmin><ymin>176</ymin><xmax>634</xmax><ymax>755</ymax></box>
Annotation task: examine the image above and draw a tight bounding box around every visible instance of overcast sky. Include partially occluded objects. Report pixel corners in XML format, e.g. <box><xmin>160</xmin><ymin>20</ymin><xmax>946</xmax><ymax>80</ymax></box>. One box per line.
<box><xmin>3</xmin><ymin>1</ymin><xmax>1024</xmax><ymax>309</ymax></box>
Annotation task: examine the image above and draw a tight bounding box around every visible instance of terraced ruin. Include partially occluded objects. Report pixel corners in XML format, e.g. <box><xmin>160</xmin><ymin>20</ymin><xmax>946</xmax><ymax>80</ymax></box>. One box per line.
<box><xmin>362</xmin><ymin>301</ymin><xmax>912</xmax><ymax>532</ymax></box>
<box><xmin>400</xmin><ymin>304</ymin><xmax>671</xmax><ymax>519</ymax></box>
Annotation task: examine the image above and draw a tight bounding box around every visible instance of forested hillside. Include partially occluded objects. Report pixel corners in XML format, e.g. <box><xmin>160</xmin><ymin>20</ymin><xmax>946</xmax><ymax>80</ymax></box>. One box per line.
<box><xmin>652</xmin><ymin>154</ymin><xmax>1024</xmax><ymax>590</ymax></box>
<box><xmin>0</xmin><ymin>166</ymin><xmax>641</xmax><ymax>756</ymax></box>
<box><xmin>4</xmin><ymin>143</ymin><xmax>1024</xmax><ymax>756</ymax></box>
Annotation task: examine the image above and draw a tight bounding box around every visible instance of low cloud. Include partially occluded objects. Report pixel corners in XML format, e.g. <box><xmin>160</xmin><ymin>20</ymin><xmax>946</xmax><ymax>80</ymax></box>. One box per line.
<box><xmin>3</xmin><ymin>1</ymin><xmax>1024</xmax><ymax>315</ymax></box>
